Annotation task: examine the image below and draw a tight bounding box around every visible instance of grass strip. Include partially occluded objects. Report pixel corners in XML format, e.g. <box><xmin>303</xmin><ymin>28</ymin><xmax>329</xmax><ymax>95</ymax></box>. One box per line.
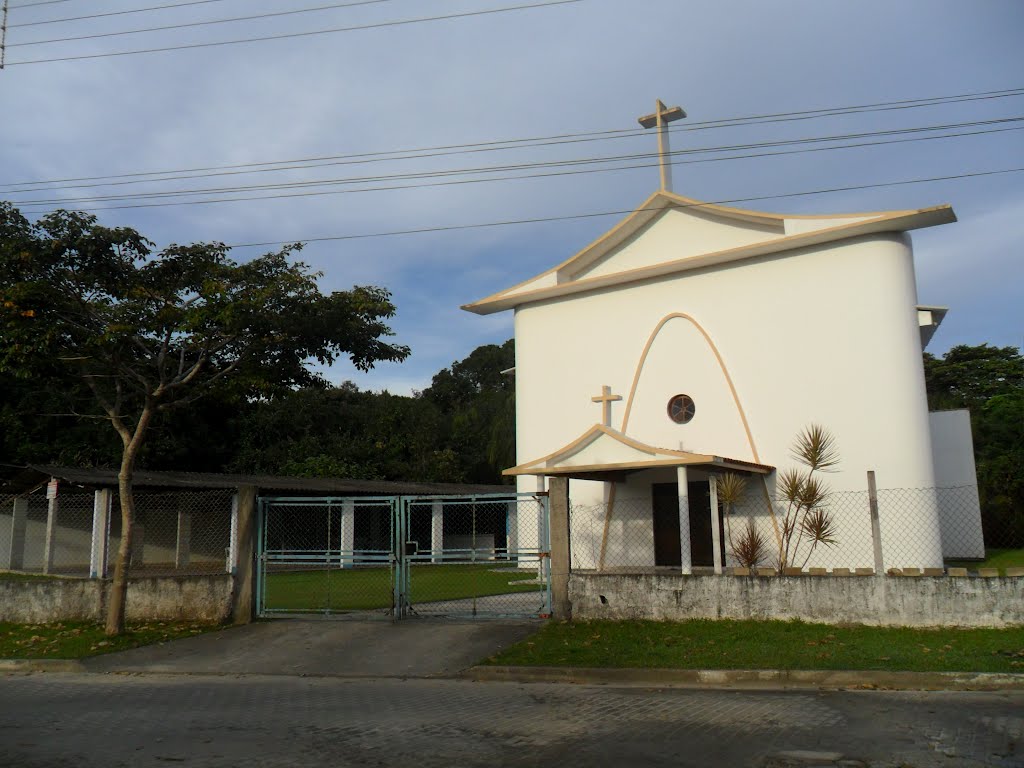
<box><xmin>264</xmin><ymin>564</ymin><xmax>540</xmax><ymax>612</ymax></box>
<box><xmin>0</xmin><ymin>620</ymin><xmax>222</xmax><ymax>659</ymax></box>
<box><xmin>486</xmin><ymin>619</ymin><xmax>1024</xmax><ymax>673</ymax></box>
<box><xmin>946</xmin><ymin>547</ymin><xmax>1024</xmax><ymax>575</ymax></box>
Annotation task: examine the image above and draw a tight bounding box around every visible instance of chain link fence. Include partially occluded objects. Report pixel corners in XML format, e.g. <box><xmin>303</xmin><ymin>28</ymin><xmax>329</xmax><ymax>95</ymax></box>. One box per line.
<box><xmin>568</xmin><ymin>484</ymin><xmax>1015</xmax><ymax>575</ymax></box>
<box><xmin>259</xmin><ymin>494</ymin><xmax>551</xmax><ymax>618</ymax></box>
<box><xmin>0</xmin><ymin>486</ymin><xmax>235</xmax><ymax>577</ymax></box>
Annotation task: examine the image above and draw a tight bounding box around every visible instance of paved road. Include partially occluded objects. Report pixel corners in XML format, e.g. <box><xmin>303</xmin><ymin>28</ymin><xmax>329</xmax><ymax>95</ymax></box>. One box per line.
<box><xmin>0</xmin><ymin>673</ymin><xmax>1020</xmax><ymax>767</ymax></box>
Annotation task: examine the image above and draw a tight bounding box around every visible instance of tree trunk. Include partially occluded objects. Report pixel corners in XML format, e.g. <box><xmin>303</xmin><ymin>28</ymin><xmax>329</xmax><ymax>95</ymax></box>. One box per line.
<box><xmin>104</xmin><ymin>405</ymin><xmax>153</xmax><ymax>636</ymax></box>
<box><xmin>104</xmin><ymin>466</ymin><xmax>135</xmax><ymax>636</ymax></box>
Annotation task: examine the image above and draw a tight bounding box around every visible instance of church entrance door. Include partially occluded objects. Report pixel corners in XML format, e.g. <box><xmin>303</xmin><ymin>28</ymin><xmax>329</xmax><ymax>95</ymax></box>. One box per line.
<box><xmin>651</xmin><ymin>481</ymin><xmax>725</xmax><ymax>568</ymax></box>
<box><xmin>651</xmin><ymin>483</ymin><xmax>682</xmax><ymax>566</ymax></box>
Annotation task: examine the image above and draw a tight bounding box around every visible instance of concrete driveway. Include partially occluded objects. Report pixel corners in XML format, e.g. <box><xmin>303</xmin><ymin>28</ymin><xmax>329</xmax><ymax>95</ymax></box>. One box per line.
<box><xmin>83</xmin><ymin>617</ymin><xmax>541</xmax><ymax>678</ymax></box>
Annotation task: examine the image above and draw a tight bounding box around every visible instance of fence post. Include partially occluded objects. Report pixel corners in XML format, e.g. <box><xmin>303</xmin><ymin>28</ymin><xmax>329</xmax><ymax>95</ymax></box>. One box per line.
<box><xmin>867</xmin><ymin>471</ymin><xmax>884</xmax><ymax>574</ymax></box>
<box><xmin>340</xmin><ymin>499</ymin><xmax>355</xmax><ymax>569</ymax></box>
<box><xmin>549</xmin><ymin>476</ymin><xmax>571</xmax><ymax>620</ymax></box>
<box><xmin>42</xmin><ymin>481</ymin><xmax>59</xmax><ymax>574</ymax></box>
<box><xmin>231</xmin><ymin>485</ymin><xmax>258</xmax><ymax>624</ymax></box>
<box><xmin>89</xmin><ymin>489</ymin><xmax>112</xmax><ymax>578</ymax></box>
<box><xmin>226</xmin><ymin>493</ymin><xmax>239</xmax><ymax>574</ymax></box>
<box><xmin>6</xmin><ymin>497</ymin><xmax>28</xmax><ymax>571</ymax></box>
<box><xmin>430</xmin><ymin>500</ymin><xmax>443</xmax><ymax>563</ymax></box>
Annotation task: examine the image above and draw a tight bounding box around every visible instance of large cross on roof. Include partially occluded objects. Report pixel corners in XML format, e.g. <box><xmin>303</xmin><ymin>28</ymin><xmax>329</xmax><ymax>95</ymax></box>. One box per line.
<box><xmin>638</xmin><ymin>99</ymin><xmax>686</xmax><ymax>193</ymax></box>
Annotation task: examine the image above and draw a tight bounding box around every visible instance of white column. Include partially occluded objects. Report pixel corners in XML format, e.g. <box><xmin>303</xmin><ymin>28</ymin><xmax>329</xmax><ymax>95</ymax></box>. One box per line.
<box><xmin>431</xmin><ymin>500</ymin><xmax>443</xmax><ymax>563</ymax></box>
<box><xmin>226</xmin><ymin>493</ymin><xmax>239</xmax><ymax>574</ymax></box>
<box><xmin>506</xmin><ymin>500</ymin><xmax>518</xmax><ymax>560</ymax></box>
<box><xmin>42</xmin><ymin>492</ymin><xmax>59</xmax><ymax>574</ymax></box>
<box><xmin>339</xmin><ymin>499</ymin><xmax>355</xmax><ymax>569</ymax></box>
<box><xmin>709</xmin><ymin>475</ymin><xmax>723</xmax><ymax>574</ymax></box>
<box><xmin>89</xmin><ymin>489</ymin><xmax>112</xmax><ymax>578</ymax></box>
<box><xmin>175</xmin><ymin>511</ymin><xmax>192</xmax><ymax>569</ymax></box>
<box><xmin>7</xmin><ymin>497</ymin><xmax>29</xmax><ymax>571</ymax></box>
<box><xmin>676</xmin><ymin>467</ymin><xmax>691</xmax><ymax>575</ymax></box>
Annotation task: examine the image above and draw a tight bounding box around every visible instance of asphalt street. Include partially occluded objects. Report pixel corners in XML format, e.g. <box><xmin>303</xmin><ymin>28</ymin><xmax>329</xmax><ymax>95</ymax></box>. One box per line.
<box><xmin>0</xmin><ymin>673</ymin><xmax>1021</xmax><ymax>768</ymax></box>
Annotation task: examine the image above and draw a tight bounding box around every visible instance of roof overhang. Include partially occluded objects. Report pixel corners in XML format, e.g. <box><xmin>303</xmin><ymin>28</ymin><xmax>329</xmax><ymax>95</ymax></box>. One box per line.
<box><xmin>503</xmin><ymin>424</ymin><xmax>773</xmax><ymax>481</ymax></box>
<box><xmin>463</xmin><ymin>191</ymin><xmax>955</xmax><ymax>315</ymax></box>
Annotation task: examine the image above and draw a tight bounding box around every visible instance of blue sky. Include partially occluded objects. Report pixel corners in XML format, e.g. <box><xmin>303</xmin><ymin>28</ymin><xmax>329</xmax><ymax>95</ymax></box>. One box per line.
<box><xmin>2</xmin><ymin>0</ymin><xmax>1022</xmax><ymax>393</ymax></box>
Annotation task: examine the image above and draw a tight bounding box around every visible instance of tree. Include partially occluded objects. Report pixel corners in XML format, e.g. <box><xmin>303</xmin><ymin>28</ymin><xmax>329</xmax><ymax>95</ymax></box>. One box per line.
<box><xmin>924</xmin><ymin>344</ymin><xmax>1024</xmax><ymax>547</ymax></box>
<box><xmin>0</xmin><ymin>203</ymin><xmax>410</xmax><ymax>634</ymax></box>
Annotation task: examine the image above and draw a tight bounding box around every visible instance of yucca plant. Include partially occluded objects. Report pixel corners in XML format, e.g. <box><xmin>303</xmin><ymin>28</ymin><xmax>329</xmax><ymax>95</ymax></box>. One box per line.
<box><xmin>776</xmin><ymin>424</ymin><xmax>841</xmax><ymax>572</ymax></box>
<box><xmin>732</xmin><ymin>518</ymin><xmax>768</xmax><ymax>569</ymax></box>
<box><xmin>716</xmin><ymin>471</ymin><xmax>747</xmax><ymax>553</ymax></box>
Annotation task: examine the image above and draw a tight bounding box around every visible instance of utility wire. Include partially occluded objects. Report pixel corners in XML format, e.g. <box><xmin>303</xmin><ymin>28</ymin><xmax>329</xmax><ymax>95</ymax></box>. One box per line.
<box><xmin>9</xmin><ymin>0</ymin><xmax>237</xmax><ymax>28</ymax></box>
<box><xmin>7</xmin><ymin>0</ymin><xmax>76</xmax><ymax>9</ymax></box>
<box><xmin>9</xmin><ymin>118</ymin><xmax>1023</xmax><ymax>206</ymax></box>
<box><xmin>16</xmin><ymin>124</ymin><xmax>1024</xmax><ymax>212</ymax></box>
<box><xmin>8</xmin><ymin>0</ymin><xmax>401</xmax><ymax>46</ymax></box>
<box><xmin>3</xmin><ymin>0</ymin><xmax>585</xmax><ymax>65</ymax></box>
<box><xmin>4</xmin><ymin>86</ymin><xmax>1022</xmax><ymax>190</ymax></box>
<box><xmin>223</xmin><ymin>167</ymin><xmax>1024</xmax><ymax>249</ymax></box>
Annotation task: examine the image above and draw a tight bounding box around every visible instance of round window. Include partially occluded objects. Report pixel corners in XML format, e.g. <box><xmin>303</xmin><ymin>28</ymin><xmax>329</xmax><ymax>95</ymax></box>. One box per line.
<box><xmin>667</xmin><ymin>394</ymin><xmax>695</xmax><ymax>424</ymax></box>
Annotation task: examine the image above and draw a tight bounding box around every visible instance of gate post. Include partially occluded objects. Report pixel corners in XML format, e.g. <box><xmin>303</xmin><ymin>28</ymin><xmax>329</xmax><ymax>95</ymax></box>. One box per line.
<box><xmin>231</xmin><ymin>485</ymin><xmax>258</xmax><ymax>625</ymax></box>
<box><xmin>549</xmin><ymin>476</ymin><xmax>571</xmax><ymax>620</ymax></box>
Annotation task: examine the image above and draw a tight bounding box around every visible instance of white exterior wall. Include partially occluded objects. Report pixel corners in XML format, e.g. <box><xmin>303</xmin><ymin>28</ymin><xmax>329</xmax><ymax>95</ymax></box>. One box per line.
<box><xmin>514</xmin><ymin>228</ymin><xmax>943</xmax><ymax>569</ymax></box>
<box><xmin>929</xmin><ymin>409</ymin><xmax>985</xmax><ymax>559</ymax></box>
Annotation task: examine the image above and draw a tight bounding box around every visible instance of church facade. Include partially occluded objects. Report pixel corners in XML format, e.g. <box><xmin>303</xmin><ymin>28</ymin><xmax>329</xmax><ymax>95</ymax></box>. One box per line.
<box><xmin>464</xmin><ymin>189</ymin><xmax>983</xmax><ymax>573</ymax></box>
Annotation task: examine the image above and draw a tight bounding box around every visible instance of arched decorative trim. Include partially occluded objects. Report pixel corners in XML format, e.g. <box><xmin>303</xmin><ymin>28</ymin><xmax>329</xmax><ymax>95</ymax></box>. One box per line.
<box><xmin>598</xmin><ymin>311</ymin><xmax>780</xmax><ymax>569</ymax></box>
<box><xmin>619</xmin><ymin>312</ymin><xmax>759</xmax><ymax>462</ymax></box>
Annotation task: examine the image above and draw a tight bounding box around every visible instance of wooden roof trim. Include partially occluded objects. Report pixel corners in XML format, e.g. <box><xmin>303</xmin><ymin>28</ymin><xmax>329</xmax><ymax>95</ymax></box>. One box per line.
<box><xmin>462</xmin><ymin>204</ymin><xmax>954</xmax><ymax>314</ymax></box>
<box><xmin>501</xmin><ymin>424</ymin><xmax>775</xmax><ymax>477</ymax></box>
<box><xmin>503</xmin><ymin>456</ymin><xmax>774</xmax><ymax>477</ymax></box>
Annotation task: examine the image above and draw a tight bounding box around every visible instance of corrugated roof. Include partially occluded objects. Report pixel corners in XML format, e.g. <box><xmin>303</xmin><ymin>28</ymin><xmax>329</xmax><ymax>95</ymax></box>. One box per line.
<box><xmin>0</xmin><ymin>464</ymin><xmax>514</xmax><ymax>498</ymax></box>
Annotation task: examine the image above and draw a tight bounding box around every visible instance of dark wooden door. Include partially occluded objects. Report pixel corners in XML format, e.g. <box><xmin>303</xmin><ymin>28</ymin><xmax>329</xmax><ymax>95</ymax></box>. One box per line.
<box><xmin>651</xmin><ymin>483</ymin><xmax>681</xmax><ymax>566</ymax></box>
<box><xmin>688</xmin><ymin>481</ymin><xmax>714</xmax><ymax>566</ymax></box>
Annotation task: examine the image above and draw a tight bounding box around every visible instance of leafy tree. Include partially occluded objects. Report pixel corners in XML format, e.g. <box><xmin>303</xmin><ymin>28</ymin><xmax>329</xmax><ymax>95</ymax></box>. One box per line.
<box><xmin>925</xmin><ymin>344</ymin><xmax>1024</xmax><ymax>547</ymax></box>
<box><xmin>422</xmin><ymin>339</ymin><xmax>515</xmax><ymax>483</ymax></box>
<box><xmin>0</xmin><ymin>203</ymin><xmax>409</xmax><ymax>634</ymax></box>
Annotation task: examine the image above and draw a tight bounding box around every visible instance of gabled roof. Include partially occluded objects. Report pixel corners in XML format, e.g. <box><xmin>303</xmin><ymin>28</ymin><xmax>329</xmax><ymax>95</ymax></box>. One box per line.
<box><xmin>463</xmin><ymin>190</ymin><xmax>955</xmax><ymax>315</ymax></box>
<box><xmin>503</xmin><ymin>424</ymin><xmax>773</xmax><ymax>480</ymax></box>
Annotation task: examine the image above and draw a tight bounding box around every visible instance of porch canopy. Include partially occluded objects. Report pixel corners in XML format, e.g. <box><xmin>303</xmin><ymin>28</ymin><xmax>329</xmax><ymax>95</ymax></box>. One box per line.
<box><xmin>503</xmin><ymin>424</ymin><xmax>773</xmax><ymax>482</ymax></box>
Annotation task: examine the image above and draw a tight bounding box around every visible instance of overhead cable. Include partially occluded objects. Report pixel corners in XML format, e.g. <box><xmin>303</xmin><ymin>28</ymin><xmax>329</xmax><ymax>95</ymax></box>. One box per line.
<box><xmin>4</xmin><ymin>86</ymin><xmax>1022</xmax><ymax>190</ymax></box>
<box><xmin>222</xmin><ymin>167</ymin><xmax>1024</xmax><ymax>249</ymax></box>
<box><xmin>2</xmin><ymin>0</ymin><xmax>585</xmax><ymax>65</ymax></box>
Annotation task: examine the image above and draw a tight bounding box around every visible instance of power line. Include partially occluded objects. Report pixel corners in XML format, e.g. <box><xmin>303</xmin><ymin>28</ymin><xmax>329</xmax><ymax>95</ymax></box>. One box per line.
<box><xmin>222</xmin><ymin>167</ymin><xmax>1024</xmax><ymax>249</ymax></box>
<box><xmin>4</xmin><ymin>86</ymin><xmax>1022</xmax><ymax>190</ymax></box>
<box><xmin>9</xmin><ymin>118</ymin><xmax>1023</xmax><ymax>207</ymax></box>
<box><xmin>9</xmin><ymin>0</ymin><xmax>236</xmax><ymax>29</ymax></box>
<box><xmin>3</xmin><ymin>0</ymin><xmax>585</xmax><ymax>65</ymax></box>
<box><xmin>8</xmin><ymin>0</ymin><xmax>76</xmax><ymax>9</ymax></box>
<box><xmin>8</xmin><ymin>0</ymin><xmax>401</xmax><ymax>46</ymax></box>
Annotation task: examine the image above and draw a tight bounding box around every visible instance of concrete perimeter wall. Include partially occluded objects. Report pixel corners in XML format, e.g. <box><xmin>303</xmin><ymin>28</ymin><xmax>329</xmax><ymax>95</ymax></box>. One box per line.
<box><xmin>570</xmin><ymin>573</ymin><xmax>1024</xmax><ymax>628</ymax></box>
<box><xmin>0</xmin><ymin>574</ymin><xmax>233</xmax><ymax>624</ymax></box>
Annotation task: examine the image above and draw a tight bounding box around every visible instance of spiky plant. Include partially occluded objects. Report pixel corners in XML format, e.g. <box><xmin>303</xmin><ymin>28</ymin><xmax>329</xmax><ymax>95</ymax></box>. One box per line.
<box><xmin>715</xmin><ymin>472</ymin><xmax>748</xmax><ymax>556</ymax></box>
<box><xmin>776</xmin><ymin>425</ymin><xmax>840</xmax><ymax>572</ymax></box>
<box><xmin>731</xmin><ymin>518</ymin><xmax>767</xmax><ymax>569</ymax></box>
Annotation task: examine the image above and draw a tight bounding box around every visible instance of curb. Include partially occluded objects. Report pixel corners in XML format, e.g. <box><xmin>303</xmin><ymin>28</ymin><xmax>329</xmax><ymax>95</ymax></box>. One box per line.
<box><xmin>0</xmin><ymin>659</ymin><xmax>87</xmax><ymax>674</ymax></box>
<box><xmin>466</xmin><ymin>665</ymin><xmax>1024</xmax><ymax>691</ymax></box>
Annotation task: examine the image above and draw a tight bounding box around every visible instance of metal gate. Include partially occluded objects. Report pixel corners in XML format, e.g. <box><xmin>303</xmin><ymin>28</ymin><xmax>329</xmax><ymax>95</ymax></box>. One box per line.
<box><xmin>256</xmin><ymin>493</ymin><xmax>550</xmax><ymax>619</ymax></box>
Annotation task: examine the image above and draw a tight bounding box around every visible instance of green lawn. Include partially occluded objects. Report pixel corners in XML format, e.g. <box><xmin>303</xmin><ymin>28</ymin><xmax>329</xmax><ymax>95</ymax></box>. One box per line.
<box><xmin>486</xmin><ymin>619</ymin><xmax>1024</xmax><ymax>673</ymax></box>
<box><xmin>946</xmin><ymin>547</ymin><xmax>1024</xmax><ymax>575</ymax></box>
<box><xmin>0</xmin><ymin>620</ymin><xmax>221</xmax><ymax>659</ymax></box>
<box><xmin>263</xmin><ymin>563</ymin><xmax>543</xmax><ymax>612</ymax></box>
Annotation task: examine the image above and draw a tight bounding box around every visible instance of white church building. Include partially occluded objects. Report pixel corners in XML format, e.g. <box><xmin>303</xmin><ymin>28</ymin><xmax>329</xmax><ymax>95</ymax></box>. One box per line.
<box><xmin>463</xmin><ymin>102</ymin><xmax>983</xmax><ymax>574</ymax></box>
